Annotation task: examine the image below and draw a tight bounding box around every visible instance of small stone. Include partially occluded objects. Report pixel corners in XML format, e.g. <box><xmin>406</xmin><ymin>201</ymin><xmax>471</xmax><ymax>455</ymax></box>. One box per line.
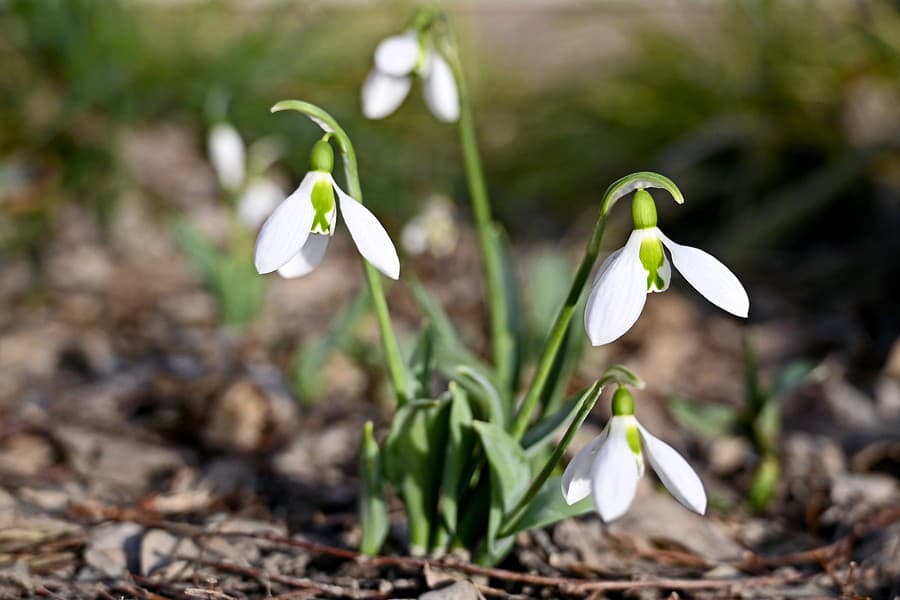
<box><xmin>419</xmin><ymin>580</ymin><xmax>485</xmax><ymax>600</ymax></box>
<box><xmin>83</xmin><ymin>522</ymin><xmax>143</xmax><ymax>578</ymax></box>
<box><xmin>140</xmin><ymin>528</ymin><xmax>200</xmax><ymax>577</ymax></box>
<box><xmin>830</xmin><ymin>473</ymin><xmax>898</xmax><ymax>506</ymax></box>
<box><xmin>708</xmin><ymin>436</ymin><xmax>751</xmax><ymax>474</ymax></box>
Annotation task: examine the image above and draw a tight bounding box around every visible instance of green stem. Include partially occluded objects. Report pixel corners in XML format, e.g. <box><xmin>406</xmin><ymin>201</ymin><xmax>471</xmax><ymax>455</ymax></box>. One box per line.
<box><xmin>438</xmin><ymin>17</ymin><xmax>514</xmax><ymax>392</ymax></box>
<box><xmin>499</xmin><ymin>380</ymin><xmax>603</xmax><ymax>537</ymax></box>
<box><xmin>271</xmin><ymin>100</ymin><xmax>408</xmax><ymax>405</ymax></box>
<box><xmin>510</xmin><ymin>172</ymin><xmax>683</xmax><ymax>440</ymax></box>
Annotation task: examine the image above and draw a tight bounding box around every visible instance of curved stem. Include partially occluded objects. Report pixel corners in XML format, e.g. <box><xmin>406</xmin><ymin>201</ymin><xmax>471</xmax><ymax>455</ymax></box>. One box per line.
<box><xmin>509</xmin><ymin>171</ymin><xmax>682</xmax><ymax>440</ymax></box>
<box><xmin>271</xmin><ymin>100</ymin><xmax>408</xmax><ymax>405</ymax></box>
<box><xmin>499</xmin><ymin>380</ymin><xmax>603</xmax><ymax>536</ymax></box>
<box><xmin>509</xmin><ymin>212</ymin><xmax>607</xmax><ymax>440</ymax></box>
<box><xmin>437</xmin><ymin>17</ymin><xmax>514</xmax><ymax>392</ymax></box>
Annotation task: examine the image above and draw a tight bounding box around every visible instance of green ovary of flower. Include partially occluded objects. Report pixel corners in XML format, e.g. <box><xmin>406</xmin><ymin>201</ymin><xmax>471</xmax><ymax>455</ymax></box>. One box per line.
<box><xmin>310</xmin><ymin>179</ymin><xmax>335</xmax><ymax>234</ymax></box>
<box><xmin>631</xmin><ymin>188</ymin><xmax>658</xmax><ymax>229</ymax></box>
<box><xmin>639</xmin><ymin>237</ymin><xmax>665</xmax><ymax>291</ymax></box>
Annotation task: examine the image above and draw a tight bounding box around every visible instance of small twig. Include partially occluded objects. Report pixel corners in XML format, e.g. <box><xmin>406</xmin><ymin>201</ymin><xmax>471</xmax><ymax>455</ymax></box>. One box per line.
<box><xmin>184</xmin><ymin>557</ymin><xmax>388</xmax><ymax>599</ymax></box>
<box><xmin>68</xmin><ymin>501</ymin><xmax>900</xmax><ymax>597</ymax></box>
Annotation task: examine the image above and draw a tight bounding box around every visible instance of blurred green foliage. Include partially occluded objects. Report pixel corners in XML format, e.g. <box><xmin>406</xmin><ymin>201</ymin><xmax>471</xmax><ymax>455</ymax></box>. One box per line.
<box><xmin>1</xmin><ymin>1</ymin><xmax>898</xmax><ymax>353</ymax></box>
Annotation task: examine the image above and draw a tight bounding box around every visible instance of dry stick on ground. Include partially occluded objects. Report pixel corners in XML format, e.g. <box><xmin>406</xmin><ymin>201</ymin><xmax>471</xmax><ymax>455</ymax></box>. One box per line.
<box><xmin>70</xmin><ymin>502</ymin><xmax>900</xmax><ymax>596</ymax></box>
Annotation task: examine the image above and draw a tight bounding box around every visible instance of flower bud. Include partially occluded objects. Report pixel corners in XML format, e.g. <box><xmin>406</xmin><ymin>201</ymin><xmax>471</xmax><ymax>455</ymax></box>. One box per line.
<box><xmin>631</xmin><ymin>189</ymin><xmax>657</xmax><ymax>229</ymax></box>
<box><xmin>309</xmin><ymin>139</ymin><xmax>334</xmax><ymax>172</ymax></box>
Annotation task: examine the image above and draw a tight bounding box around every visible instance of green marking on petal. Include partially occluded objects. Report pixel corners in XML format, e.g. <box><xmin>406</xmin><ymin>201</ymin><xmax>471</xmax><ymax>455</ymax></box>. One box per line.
<box><xmin>639</xmin><ymin>237</ymin><xmax>665</xmax><ymax>291</ymax></box>
<box><xmin>625</xmin><ymin>424</ymin><xmax>642</xmax><ymax>456</ymax></box>
<box><xmin>310</xmin><ymin>178</ymin><xmax>335</xmax><ymax>234</ymax></box>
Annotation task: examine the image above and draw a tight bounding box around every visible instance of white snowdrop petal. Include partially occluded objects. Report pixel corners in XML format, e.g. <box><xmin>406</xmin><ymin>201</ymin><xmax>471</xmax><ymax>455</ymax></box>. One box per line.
<box><xmin>332</xmin><ymin>176</ymin><xmax>400</xmax><ymax>280</ymax></box>
<box><xmin>584</xmin><ymin>232</ymin><xmax>648</xmax><ymax>346</ymax></box>
<box><xmin>591</xmin><ymin>418</ymin><xmax>640</xmax><ymax>522</ymax></box>
<box><xmin>254</xmin><ymin>172</ymin><xmax>318</xmax><ymax>274</ymax></box>
<box><xmin>361</xmin><ymin>70</ymin><xmax>412</xmax><ymax>120</ymax></box>
<box><xmin>637</xmin><ymin>424</ymin><xmax>707</xmax><ymax>515</ymax></box>
<box><xmin>422</xmin><ymin>53</ymin><xmax>459</xmax><ymax>122</ymax></box>
<box><xmin>656</xmin><ymin>229</ymin><xmax>749</xmax><ymax>317</ymax></box>
<box><xmin>238</xmin><ymin>178</ymin><xmax>284</xmax><ymax>230</ymax></box>
<box><xmin>561</xmin><ymin>425</ymin><xmax>609</xmax><ymax>505</ymax></box>
<box><xmin>374</xmin><ymin>31</ymin><xmax>419</xmax><ymax>76</ymax></box>
<box><xmin>208</xmin><ymin>123</ymin><xmax>246</xmax><ymax>191</ymax></box>
<box><xmin>277</xmin><ymin>233</ymin><xmax>331</xmax><ymax>279</ymax></box>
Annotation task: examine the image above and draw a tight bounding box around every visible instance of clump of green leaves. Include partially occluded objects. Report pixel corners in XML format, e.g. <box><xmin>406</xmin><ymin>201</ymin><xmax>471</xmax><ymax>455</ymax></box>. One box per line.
<box><xmin>668</xmin><ymin>335</ymin><xmax>815</xmax><ymax>512</ymax></box>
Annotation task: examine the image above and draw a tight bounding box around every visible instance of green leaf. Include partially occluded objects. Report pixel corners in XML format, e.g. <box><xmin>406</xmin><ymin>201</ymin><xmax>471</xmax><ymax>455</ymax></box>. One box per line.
<box><xmin>500</xmin><ymin>476</ymin><xmax>593</xmax><ymax>537</ymax></box>
<box><xmin>669</xmin><ymin>395</ymin><xmax>738</xmax><ymax>439</ymax></box>
<box><xmin>453</xmin><ymin>366</ymin><xmax>507</xmax><ymax>427</ymax></box>
<box><xmin>174</xmin><ymin>221</ymin><xmax>265</xmax><ymax>327</ymax></box>
<box><xmin>292</xmin><ymin>288</ymin><xmax>370</xmax><ymax>402</ymax></box>
<box><xmin>358</xmin><ymin>422</ymin><xmax>388</xmax><ymax>555</ymax></box>
<box><xmin>472</xmin><ymin>421</ymin><xmax>530</xmax><ymax>563</ymax></box>
<box><xmin>773</xmin><ymin>361</ymin><xmax>815</xmax><ymax>397</ymax></box>
<box><xmin>488</xmin><ymin>224</ymin><xmax>525</xmax><ymax>397</ymax></box>
<box><xmin>748</xmin><ymin>454</ymin><xmax>780</xmax><ymax>513</ymax></box>
<box><xmin>522</xmin><ymin>388</ymin><xmax>585</xmax><ymax>454</ymax></box>
<box><xmin>440</xmin><ymin>383</ymin><xmax>475</xmax><ymax>535</ymax></box>
<box><xmin>409</xmin><ymin>281</ymin><xmax>491</xmax><ymax>376</ymax></box>
<box><xmin>408</xmin><ymin>322</ymin><xmax>436</xmax><ymax>400</ymax></box>
<box><xmin>383</xmin><ymin>397</ymin><xmax>450</xmax><ymax>555</ymax></box>
<box><xmin>174</xmin><ymin>221</ymin><xmax>218</xmax><ymax>278</ymax></box>
<box><xmin>753</xmin><ymin>397</ymin><xmax>781</xmax><ymax>453</ymax></box>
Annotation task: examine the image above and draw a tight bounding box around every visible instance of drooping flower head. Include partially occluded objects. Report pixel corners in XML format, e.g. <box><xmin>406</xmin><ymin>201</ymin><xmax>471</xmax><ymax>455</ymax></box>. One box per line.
<box><xmin>585</xmin><ymin>189</ymin><xmax>749</xmax><ymax>345</ymax></box>
<box><xmin>562</xmin><ymin>387</ymin><xmax>707</xmax><ymax>522</ymax></box>
<box><xmin>254</xmin><ymin>138</ymin><xmax>400</xmax><ymax>280</ymax></box>
<box><xmin>361</xmin><ymin>22</ymin><xmax>459</xmax><ymax>122</ymax></box>
<box><xmin>207</xmin><ymin>122</ymin><xmax>285</xmax><ymax>230</ymax></box>
<box><xmin>208</xmin><ymin>122</ymin><xmax>246</xmax><ymax>193</ymax></box>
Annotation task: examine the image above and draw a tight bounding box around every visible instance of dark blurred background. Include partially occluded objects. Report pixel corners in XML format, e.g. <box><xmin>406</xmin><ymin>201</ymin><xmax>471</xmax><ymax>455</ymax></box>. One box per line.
<box><xmin>3</xmin><ymin>0</ymin><xmax>898</xmax><ymax>370</ymax></box>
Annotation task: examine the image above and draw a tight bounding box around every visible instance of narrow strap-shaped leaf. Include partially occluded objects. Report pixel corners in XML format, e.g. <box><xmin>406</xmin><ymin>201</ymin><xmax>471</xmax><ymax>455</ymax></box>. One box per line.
<box><xmin>409</xmin><ymin>281</ymin><xmax>489</xmax><ymax>373</ymax></box>
<box><xmin>292</xmin><ymin>288</ymin><xmax>370</xmax><ymax>402</ymax></box>
<box><xmin>383</xmin><ymin>397</ymin><xmax>450</xmax><ymax>555</ymax></box>
<box><xmin>487</xmin><ymin>224</ymin><xmax>525</xmax><ymax>399</ymax></box>
<box><xmin>472</xmin><ymin>421</ymin><xmax>530</xmax><ymax>562</ymax></box>
<box><xmin>407</xmin><ymin>322</ymin><xmax>436</xmax><ymax>400</ymax></box>
<box><xmin>453</xmin><ymin>366</ymin><xmax>507</xmax><ymax>428</ymax></box>
<box><xmin>358</xmin><ymin>422</ymin><xmax>389</xmax><ymax>555</ymax></box>
<box><xmin>440</xmin><ymin>383</ymin><xmax>475</xmax><ymax>536</ymax></box>
<box><xmin>498</xmin><ymin>475</ymin><xmax>593</xmax><ymax>537</ymax></box>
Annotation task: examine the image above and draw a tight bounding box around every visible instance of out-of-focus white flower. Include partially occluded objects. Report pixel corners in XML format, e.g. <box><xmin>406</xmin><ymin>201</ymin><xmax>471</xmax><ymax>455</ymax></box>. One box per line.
<box><xmin>400</xmin><ymin>195</ymin><xmax>459</xmax><ymax>257</ymax></box>
<box><xmin>584</xmin><ymin>189</ymin><xmax>749</xmax><ymax>346</ymax></box>
<box><xmin>362</xmin><ymin>30</ymin><xmax>459</xmax><ymax>122</ymax></box>
<box><xmin>561</xmin><ymin>387</ymin><xmax>707</xmax><ymax>522</ymax></box>
<box><xmin>254</xmin><ymin>140</ymin><xmax>399</xmax><ymax>280</ymax></box>
<box><xmin>237</xmin><ymin>177</ymin><xmax>283</xmax><ymax>230</ymax></box>
<box><xmin>208</xmin><ymin>123</ymin><xmax>246</xmax><ymax>192</ymax></box>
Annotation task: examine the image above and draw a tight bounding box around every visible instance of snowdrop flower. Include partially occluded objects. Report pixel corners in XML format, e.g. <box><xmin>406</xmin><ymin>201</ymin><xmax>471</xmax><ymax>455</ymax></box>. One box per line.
<box><xmin>562</xmin><ymin>387</ymin><xmax>706</xmax><ymax>521</ymax></box>
<box><xmin>254</xmin><ymin>139</ymin><xmax>400</xmax><ymax>280</ymax></box>
<box><xmin>585</xmin><ymin>189</ymin><xmax>749</xmax><ymax>345</ymax></box>
<box><xmin>362</xmin><ymin>30</ymin><xmax>459</xmax><ymax>122</ymax></box>
<box><xmin>236</xmin><ymin>177</ymin><xmax>283</xmax><ymax>230</ymax></box>
<box><xmin>208</xmin><ymin>122</ymin><xmax>246</xmax><ymax>192</ymax></box>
